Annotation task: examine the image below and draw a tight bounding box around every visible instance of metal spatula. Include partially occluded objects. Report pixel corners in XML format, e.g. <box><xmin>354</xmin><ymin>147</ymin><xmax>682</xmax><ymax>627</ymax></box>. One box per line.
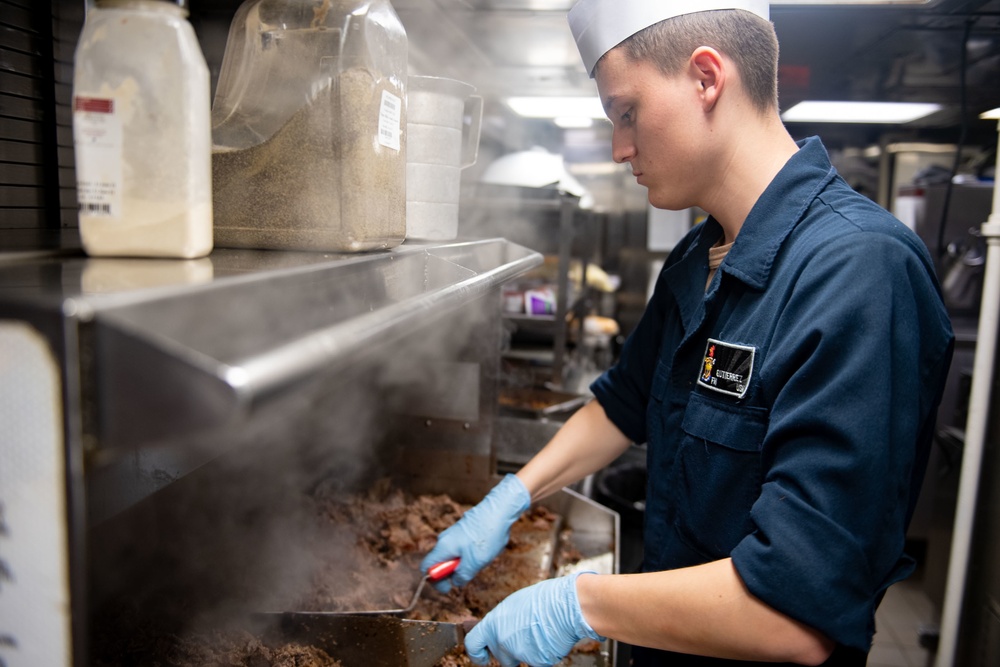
<box><xmin>281</xmin><ymin>557</ymin><xmax>460</xmax><ymax>617</ymax></box>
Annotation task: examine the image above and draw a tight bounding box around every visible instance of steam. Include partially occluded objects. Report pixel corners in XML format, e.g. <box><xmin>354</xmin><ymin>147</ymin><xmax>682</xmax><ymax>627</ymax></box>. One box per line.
<box><xmin>86</xmin><ymin>282</ymin><xmax>499</xmax><ymax>660</ymax></box>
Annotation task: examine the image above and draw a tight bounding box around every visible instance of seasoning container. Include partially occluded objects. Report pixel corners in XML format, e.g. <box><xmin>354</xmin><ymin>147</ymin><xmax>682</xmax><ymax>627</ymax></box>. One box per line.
<box><xmin>211</xmin><ymin>0</ymin><xmax>408</xmax><ymax>252</ymax></box>
<box><xmin>72</xmin><ymin>0</ymin><xmax>213</xmax><ymax>259</ymax></box>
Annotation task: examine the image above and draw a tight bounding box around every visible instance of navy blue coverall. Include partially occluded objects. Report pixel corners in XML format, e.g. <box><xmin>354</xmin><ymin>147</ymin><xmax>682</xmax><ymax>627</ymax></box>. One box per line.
<box><xmin>591</xmin><ymin>136</ymin><xmax>955</xmax><ymax>666</ymax></box>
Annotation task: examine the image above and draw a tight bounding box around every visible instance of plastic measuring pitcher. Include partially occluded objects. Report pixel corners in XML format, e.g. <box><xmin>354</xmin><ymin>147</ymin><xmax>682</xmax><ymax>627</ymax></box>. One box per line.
<box><xmin>405</xmin><ymin>76</ymin><xmax>483</xmax><ymax>241</ymax></box>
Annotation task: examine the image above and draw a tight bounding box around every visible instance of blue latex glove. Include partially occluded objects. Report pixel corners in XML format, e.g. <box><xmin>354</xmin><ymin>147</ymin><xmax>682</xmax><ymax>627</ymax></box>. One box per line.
<box><xmin>420</xmin><ymin>474</ymin><xmax>531</xmax><ymax>593</ymax></box>
<box><xmin>464</xmin><ymin>571</ymin><xmax>604</xmax><ymax>667</ymax></box>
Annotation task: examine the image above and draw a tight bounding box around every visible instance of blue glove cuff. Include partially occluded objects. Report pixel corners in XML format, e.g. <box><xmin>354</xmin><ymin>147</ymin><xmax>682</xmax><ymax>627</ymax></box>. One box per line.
<box><xmin>567</xmin><ymin>571</ymin><xmax>606</xmax><ymax>642</ymax></box>
<box><xmin>463</xmin><ymin>570</ymin><xmax>606</xmax><ymax>665</ymax></box>
<box><xmin>494</xmin><ymin>473</ymin><xmax>532</xmax><ymax>518</ymax></box>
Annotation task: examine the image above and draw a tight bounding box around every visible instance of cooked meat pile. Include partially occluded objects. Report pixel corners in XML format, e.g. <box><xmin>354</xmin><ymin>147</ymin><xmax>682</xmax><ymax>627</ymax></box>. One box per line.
<box><xmin>91</xmin><ymin>480</ymin><xmax>594</xmax><ymax>666</ymax></box>
<box><xmin>301</xmin><ymin>478</ymin><xmax>566</xmax><ymax>621</ymax></box>
<box><xmin>91</xmin><ymin>614</ymin><xmax>343</xmax><ymax>667</ymax></box>
<box><xmin>151</xmin><ymin>629</ymin><xmax>342</xmax><ymax>667</ymax></box>
<box><xmin>434</xmin><ymin>645</ymin><xmax>501</xmax><ymax>667</ymax></box>
<box><xmin>434</xmin><ymin>641</ymin><xmax>600</xmax><ymax>667</ymax></box>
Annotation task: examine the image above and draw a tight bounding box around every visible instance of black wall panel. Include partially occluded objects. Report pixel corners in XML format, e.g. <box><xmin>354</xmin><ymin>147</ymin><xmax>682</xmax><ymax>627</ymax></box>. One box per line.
<box><xmin>1</xmin><ymin>0</ymin><xmax>84</xmax><ymax>251</ymax></box>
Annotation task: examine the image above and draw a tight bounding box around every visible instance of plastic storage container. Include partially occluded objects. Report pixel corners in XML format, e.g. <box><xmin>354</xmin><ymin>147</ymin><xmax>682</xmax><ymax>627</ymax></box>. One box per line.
<box><xmin>211</xmin><ymin>0</ymin><xmax>408</xmax><ymax>252</ymax></box>
<box><xmin>72</xmin><ymin>0</ymin><xmax>213</xmax><ymax>259</ymax></box>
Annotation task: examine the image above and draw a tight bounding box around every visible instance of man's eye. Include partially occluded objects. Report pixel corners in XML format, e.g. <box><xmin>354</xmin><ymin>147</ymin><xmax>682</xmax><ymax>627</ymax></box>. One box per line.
<box><xmin>621</xmin><ymin>109</ymin><xmax>633</xmax><ymax>123</ymax></box>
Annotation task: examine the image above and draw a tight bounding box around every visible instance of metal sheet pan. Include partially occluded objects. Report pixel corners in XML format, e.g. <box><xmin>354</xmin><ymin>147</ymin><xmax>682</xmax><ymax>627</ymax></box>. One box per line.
<box><xmin>274</xmin><ymin>485</ymin><xmax>618</xmax><ymax>666</ymax></box>
<box><xmin>257</xmin><ymin>614</ymin><xmax>472</xmax><ymax>667</ymax></box>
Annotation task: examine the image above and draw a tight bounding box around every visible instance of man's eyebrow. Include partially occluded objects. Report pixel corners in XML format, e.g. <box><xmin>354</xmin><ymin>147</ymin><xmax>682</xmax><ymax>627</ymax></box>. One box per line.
<box><xmin>602</xmin><ymin>95</ymin><xmax>619</xmax><ymax>115</ymax></box>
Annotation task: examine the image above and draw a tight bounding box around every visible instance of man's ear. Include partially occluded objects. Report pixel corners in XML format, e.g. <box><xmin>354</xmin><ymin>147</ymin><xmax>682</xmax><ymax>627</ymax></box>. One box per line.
<box><xmin>690</xmin><ymin>46</ymin><xmax>725</xmax><ymax>111</ymax></box>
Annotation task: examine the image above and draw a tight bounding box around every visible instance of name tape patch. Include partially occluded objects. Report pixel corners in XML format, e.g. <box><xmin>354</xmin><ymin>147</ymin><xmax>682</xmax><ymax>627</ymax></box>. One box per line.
<box><xmin>698</xmin><ymin>338</ymin><xmax>755</xmax><ymax>398</ymax></box>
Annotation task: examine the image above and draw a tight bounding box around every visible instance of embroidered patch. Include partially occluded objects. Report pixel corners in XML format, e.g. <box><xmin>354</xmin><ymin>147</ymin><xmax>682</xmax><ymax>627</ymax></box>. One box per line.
<box><xmin>698</xmin><ymin>338</ymin><xmax>755</xmax><ymax>398</ymax></box>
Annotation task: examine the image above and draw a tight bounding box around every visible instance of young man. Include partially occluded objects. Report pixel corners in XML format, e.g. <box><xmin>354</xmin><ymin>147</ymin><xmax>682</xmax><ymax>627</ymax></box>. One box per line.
<box><xmin>421</xmin><ymin>1</ymin><xmax>955</xmax><ymax>665</ymax></box>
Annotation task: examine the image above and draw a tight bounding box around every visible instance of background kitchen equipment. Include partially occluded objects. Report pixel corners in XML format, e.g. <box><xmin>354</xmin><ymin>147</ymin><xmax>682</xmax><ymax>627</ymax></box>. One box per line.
<box><xmin>405</xmin><ymin>75</ymin><xmax>483</xmax><ymax>241</ymax></box>
<box><xmin>72</xmin><ymin>0</ymin><xmax>213</xmax><ymax>259</ymax></box>
<box><xmin>498</xmin><ymin>385</ymin><xmax>588</xmax><ymax>419</ymax></box>
<box><xmin>210</xmin><ymin>0</ymin><xmax>408</xmax><ymax>252</ymax></box>
<box><xmin>942</xmin><ymin>229</ymin><xmax>987</xmax><ymax>316</ymax></box>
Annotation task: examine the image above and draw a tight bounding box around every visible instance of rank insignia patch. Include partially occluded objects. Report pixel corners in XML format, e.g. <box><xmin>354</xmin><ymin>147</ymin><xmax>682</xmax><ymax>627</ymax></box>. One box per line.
<box><xmin>698</xmin><ymin>338</ymin><xmax>755</xmax><ymax>398</ymax></box>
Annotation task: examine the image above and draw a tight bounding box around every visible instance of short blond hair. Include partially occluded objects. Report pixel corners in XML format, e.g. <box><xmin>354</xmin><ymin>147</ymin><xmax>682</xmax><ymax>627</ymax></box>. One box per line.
<box><xmin>605</xmin><ymin>9</ymin><xmax>779</xmax><ymax>114</ymax></box>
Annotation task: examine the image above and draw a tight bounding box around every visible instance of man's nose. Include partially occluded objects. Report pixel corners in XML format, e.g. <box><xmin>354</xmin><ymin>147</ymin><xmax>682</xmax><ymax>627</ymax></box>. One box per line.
<box><xmin>611</xmin><ymin>133</ymin><xmax>635</xmax><ymax>164</ymax></box>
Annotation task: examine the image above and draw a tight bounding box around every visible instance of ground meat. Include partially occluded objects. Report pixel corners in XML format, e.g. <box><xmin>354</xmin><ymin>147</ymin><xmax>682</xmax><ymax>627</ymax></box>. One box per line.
<box><xmin>434</xmin><ymin>645</ymin><xmax>500</xmax><ymax>667</ymax></box>
<box><xmin>93</xmin><ymin>625</ymin><xmax>342</xmax><ymax>667</ymax></box>
<box><xmin>294</xmin><ymin>481</ymin><xmax>469</xmax><ymax>612</ymax></box>
<box><xmin>168</xmin><ymin>630</ymin><xmax>342</xmax><ymax>667</ymax></box>
<box><xmin>315</xmin><ymin>479</ymin><xmax>465</xmax><ymax>567</ymax></box>
<box><xmin>557</xmin><ymin>527</ymin><xmax>584</xmax><ymax>565</ymax></box>
<box><xmin>299</xmin><ymin>481</ymin><xmax>569</xmax><ymax>621</ymax></box>
<box><xmin>432</xmin><ymin>641</ymin><xmax>599</xmax><ymax>667</ymax></box>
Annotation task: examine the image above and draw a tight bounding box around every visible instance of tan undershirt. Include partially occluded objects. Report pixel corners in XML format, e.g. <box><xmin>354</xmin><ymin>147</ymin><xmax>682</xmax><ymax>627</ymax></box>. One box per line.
<box><xmin>706</xmin><ymin>239</ymin><xmax>734</xmax><ymax>290</ymax></box>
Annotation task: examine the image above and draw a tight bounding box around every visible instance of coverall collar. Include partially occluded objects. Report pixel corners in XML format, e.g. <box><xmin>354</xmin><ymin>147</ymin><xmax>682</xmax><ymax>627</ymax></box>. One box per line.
<box><xmin>719</xmin><ymin>136</ymin><xmax>839</xmax><ymax>290</ymax></box>
<box><xmin>661</xmin><ymin>136</ymin><xmax>837</xmax><ymax>335</ymax></box>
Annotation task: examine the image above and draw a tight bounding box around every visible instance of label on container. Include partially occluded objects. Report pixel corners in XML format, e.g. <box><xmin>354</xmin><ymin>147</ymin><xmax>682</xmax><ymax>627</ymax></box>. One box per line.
<box><xmin>377</xmin><ymin>90</ymin><xmax>402</xmax><ymax>151</ymax></box>
<box><xmin>73</xmin><ymin>95</ymin><xmax>122</xmax><ymax>218</ymax></box>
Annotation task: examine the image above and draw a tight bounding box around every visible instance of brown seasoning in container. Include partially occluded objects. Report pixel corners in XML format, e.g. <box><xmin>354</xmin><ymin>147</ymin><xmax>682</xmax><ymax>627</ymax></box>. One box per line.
<box><xmin>212</xmin><ymin>67</ymin><xmax>406</xmax><ymax>252</ymax></box>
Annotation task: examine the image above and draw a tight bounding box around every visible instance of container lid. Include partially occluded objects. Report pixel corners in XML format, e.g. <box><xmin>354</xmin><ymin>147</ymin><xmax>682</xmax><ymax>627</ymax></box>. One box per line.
<box><xmin>96</xmin><ymin>0</ymin><xmax>188</xmax><ymax>13</ymax></box>
<box><xmin>409</xmin><ymin>75</ymin><xmax>476</xmax><ymax>97</ymax></box>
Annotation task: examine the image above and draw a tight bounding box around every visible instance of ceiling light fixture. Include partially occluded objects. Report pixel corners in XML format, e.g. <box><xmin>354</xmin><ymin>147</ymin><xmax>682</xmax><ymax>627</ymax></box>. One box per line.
<box><xmin>507</xmin><ymin>96</ymin><xmax>606</xmax><ymax>119</ymax></box>
<box><xmin>554</xmin><ymin>116</ymin><xmax>594</xmax><ymax>129</ymax></box>
<box><xmin>567</xmin><ymin>162</ymin><xmax>624</xmax><ymax>176</ymax></box>
<box><xmin>781</xmin><ymin>101</ymin><xmax>942</xmax><ymax>124</ymax></box>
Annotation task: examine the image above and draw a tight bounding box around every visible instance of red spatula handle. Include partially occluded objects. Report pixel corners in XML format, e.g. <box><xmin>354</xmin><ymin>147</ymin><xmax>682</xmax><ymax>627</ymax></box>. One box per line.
<box><xmin>427</xmin><ymin>557</ymin><xmax>460</xmax><ymax>582</ymax></box>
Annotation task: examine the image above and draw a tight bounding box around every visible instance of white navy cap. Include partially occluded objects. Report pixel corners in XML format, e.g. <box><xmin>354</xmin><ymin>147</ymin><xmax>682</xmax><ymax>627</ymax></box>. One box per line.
<box><xmin>568</xmin><ymin>0</ymin><xmax>770</xmax><ymax>76</ymax></box>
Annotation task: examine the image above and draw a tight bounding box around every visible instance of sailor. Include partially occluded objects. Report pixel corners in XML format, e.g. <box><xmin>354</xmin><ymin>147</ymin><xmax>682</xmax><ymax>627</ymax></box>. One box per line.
<box><xmin>422</xmin><ymin>1</ymin><xmax>955</xmax><ymax>665</ymax></box>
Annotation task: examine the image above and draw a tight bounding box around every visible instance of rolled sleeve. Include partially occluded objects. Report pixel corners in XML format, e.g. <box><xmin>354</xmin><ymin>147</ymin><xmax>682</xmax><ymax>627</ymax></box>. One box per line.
<box><xmin>733</xmin><ymin>483</ymin><xmax>907</xmax><ymax>649</ymax></box>
<box><xmin>591</xmin><ymin>370</ymin><xmax>648</xmax><ymax>445</ymax></box>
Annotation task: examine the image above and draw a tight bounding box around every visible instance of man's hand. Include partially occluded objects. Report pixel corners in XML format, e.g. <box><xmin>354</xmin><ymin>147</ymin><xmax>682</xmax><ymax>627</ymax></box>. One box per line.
<box><xmin>420</xmin><ymin>474</ymin><xmax>531</xmax><ymax>593</ymax></box>
<box><xmin>464</xmin><ymin>571</ymin><xmax>604</xmax><ymax>667</ymax></box>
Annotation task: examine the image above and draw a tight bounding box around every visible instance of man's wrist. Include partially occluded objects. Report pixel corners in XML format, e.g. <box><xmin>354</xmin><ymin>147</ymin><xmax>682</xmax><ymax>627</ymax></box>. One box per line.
<box><xmin>502</xmin><ymin>473</ymin><xmax>532</xmax><ymax>515</ymax></box>
<box><xmin>573</xmin><ymin>571</ymin><xmax>607</xmax><ymax>641</ymax></box>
